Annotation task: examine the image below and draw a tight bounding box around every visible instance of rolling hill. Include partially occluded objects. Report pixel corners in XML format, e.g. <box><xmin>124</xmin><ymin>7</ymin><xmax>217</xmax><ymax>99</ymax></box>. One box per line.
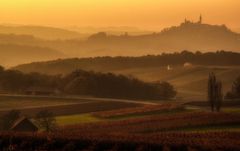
<box><xmin>1</xmin><ymin>21</ymin><xmax>240</xmax><ymax>58</ymax></box>
<box><xmin>13</xmin><ymin>51</ymin><xmax>240</xmax><ymax>101</ymax></box>
<box><xmin>0</xmin><ymin>44</ymin><xmax>64</xmax><ymax>67</ymax></box>
<box><xmin>74</xmin><ymin>20</ymin><xmax>240</xmax><ymax>55</ymax></box>
<box><xmin>13</xmin><ymin>51</ymin><xmax>240</xmax><ymax>74</ymax></box>
<box><xmin>0</xmin><ymin>25</ymin><xmax>87</xmax><ymax>40</ymax></box>
<box><xmin>68</xmin><ymin>26</ymin><xmax>153</xmax><ymax>36</ymax></box>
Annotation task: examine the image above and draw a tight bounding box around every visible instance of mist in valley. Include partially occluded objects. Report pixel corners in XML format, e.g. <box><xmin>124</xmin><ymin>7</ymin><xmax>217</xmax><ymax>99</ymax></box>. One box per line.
<box><xmin>1</xmin><ymin>1</ymin><xmax>240</xmax><ymax>150</ymax></box>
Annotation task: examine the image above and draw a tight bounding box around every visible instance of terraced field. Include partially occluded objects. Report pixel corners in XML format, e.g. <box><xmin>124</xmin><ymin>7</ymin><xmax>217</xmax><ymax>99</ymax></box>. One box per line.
<box><xmin>0</xmin><ymin>95</ymin><xmax>142</xmax><ymax>117</ymax></box>
<box><xmin>113</xmin><ymin>66</ymin><xmax>240</xmax><ymax>101</ymax></box>
<box><xmin>63</xmin><ymin>112</ymin><xmax>240</xmax><ymax>134</ymax></box>
<box><xmin>1</xmin><ymin>94</ymin><xmax>240</xmax><ymax>150</ymax></box>
<box><xmin>56</xmin><ymin>114</ymin><xmax>101</xmax><ymax>125</ymax></box>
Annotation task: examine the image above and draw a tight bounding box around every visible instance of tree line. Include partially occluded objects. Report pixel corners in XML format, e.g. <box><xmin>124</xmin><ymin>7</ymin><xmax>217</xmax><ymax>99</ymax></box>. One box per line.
<box><xmin>208</xmin><ymin>73</ymin><xmax>223</xmax><ymax>112</ymax></box>
<box><xmin>15</xmin><ymin>50</ymin><xmax>240</xmax><ymax>75</ymax></box>
<box><xmin>208</xmin><ymin>73</ymin><xmax>240</xmax><ymax>112</ymax></box>
<box><xmin>226</xmin><ymin>76</ymin><xmax>240</xmax><ymax>100</ymax></box>
<box><xmin>0</xmin><ymin>66</ymin><xmax>176</xmax><ymax>100</ymax></box>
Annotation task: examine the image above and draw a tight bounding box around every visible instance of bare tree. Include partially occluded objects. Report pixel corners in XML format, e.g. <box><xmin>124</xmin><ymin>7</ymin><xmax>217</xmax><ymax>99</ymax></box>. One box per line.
<box><xmin>35</xmin><ymin>109</ymin><xmax>57</xmax><ymax>132</ymax></box>
<box><xmin>226</xmin><ymin>76</ymin><xmax>240</xmax><ymax>99</ymax></box>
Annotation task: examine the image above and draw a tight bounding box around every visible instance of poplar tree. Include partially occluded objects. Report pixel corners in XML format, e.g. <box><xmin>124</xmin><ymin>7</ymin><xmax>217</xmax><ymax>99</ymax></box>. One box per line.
<box><xmin>208</xmin><ymin>73</ymin><xmax>223</xmax><ymax>112</ymax></box>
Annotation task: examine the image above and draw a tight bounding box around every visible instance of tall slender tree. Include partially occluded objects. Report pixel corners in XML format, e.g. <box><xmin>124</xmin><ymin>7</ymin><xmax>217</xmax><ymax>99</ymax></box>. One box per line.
<box><xmin>208</xmin><ymin>73</ymin><xmax>216</xmax><ymax>111</ymax></box>
<box><xmin>216</xmin><ymin>81</ymin><xmax>223</xmax><ymax>112</ymax></box>
<box><xmin>208</xmin><ymin>73</ymin><xmax>223</xmax><ymax>112</ymax></box>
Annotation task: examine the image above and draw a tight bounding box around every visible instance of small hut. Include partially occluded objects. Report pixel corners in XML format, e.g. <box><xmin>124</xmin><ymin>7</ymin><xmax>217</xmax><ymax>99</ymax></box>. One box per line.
<box><xmin>167</xmin><ymin>65</ymin><xmax>173</xmax><ymax>71</ymax></box>
<box><xmin>10</xmin><ymin>117</ymin><xmax>38</xmax><ymax>132</ymax></box>
<box><xmin>183</xmin><ymin>62</ymin><xmax>193</xmax><ymax>68</ymax></box>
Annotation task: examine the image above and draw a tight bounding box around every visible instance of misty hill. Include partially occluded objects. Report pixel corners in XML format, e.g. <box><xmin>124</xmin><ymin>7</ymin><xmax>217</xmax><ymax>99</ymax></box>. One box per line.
<box><xmin>79</xmin><ymin>21</ymin><xmax>240</xmax><ymax>54</ymax></box>
<box><xmin>14</xmin><ymin>51</ymin><xmax>240</xmax><ymax>75</ymax></box>
<box><xmin>34</xmin><ymin>21</ymin><xmax>240</xmax><ymax>57</ymax></box>
<box><xmin>1</xmin><ymin>21</ymin><xmax>240</xmax><ymax>66</ymax></box>
<box><xmin>0</xmin><ymin>44</ymin><xmax>64</xmax><ymax>67</ymax></box>
<box><xmin>0</xmin><ymin>21</ymin><xmax>240</xmax><ymax>58</ymax></box>
<box><xmin>13</xmin><ymin>51</ymin><xmax>240</xmax><ymax>101</ymax></box>
<box><xmin>0</xmin><ymin>25</ymin><xmax>87</xmax><ymax>40</ymax></box>
<box><xmin>68</xmin><ymin>26</ymin><xmax>154</xmax><ymax>35</ymax></box>
<box><xmin>0</xmin><ymin>33</ymin><xmax>41</xmax><ymax>45</ymax></box>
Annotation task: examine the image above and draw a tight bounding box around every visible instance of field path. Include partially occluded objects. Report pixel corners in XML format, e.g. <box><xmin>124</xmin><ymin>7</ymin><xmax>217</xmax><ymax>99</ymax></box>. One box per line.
<box><xmin>67</xmin><ymin>96</ymin><xmax>159</xmax><ymax>105</ymax></box>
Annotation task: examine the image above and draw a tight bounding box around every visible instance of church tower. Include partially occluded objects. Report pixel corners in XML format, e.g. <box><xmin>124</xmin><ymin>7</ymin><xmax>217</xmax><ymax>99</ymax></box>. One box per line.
<box><xmin>199</xmin><ymin>15</ymin><xmax>202</xmax><ymax>24</ymax></box>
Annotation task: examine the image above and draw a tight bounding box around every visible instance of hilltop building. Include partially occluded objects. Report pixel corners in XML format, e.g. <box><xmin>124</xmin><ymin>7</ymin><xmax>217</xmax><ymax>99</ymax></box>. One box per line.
<box><xmin>183</xmin><ymin>62</ymin><xmax>193</xmax><ymax>68</ymax></box>
<box><xmin>183</xmin><ymin>15</ymin><xmax>203</xmax><ymax>25</ymax></box>
<box><xmin>198</xmin><ymin>15</ymin><xmax>202</xmax><ymax>24</ymax></box>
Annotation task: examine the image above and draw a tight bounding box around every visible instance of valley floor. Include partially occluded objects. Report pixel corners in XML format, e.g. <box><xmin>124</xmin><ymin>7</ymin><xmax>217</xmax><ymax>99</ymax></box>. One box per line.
<box><xmin>0</xmin><ymin>95</ymin><xmax>240</xmax><ymax>150</ymax></box>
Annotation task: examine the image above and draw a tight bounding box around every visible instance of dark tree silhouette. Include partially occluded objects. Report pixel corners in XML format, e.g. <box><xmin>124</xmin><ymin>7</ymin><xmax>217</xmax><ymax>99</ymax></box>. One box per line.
<box><xmin>215</xmin><ymin>81</ymin><xmax>223</xmax><ymax>112</ymax></box>
<box><xmin>35</xmin><ymin>109</ymin><xmax>56</xmax><ymax>132</ymax></box>
<box><xmin>226</xmin><ymin>76</ymin><xmax>240</xmax><ymax>99</ymax></box>
<box><xmin>62</xmin><ymin>70</ymin><xmax>176</xmax><ymax>100</ymax></box>
<box><xmin>1</xmin><ymin>110</ymin><xmax>21</xmax><ymax>130</ymax></box>
<box><xmin>0</xmin><ymin>66</ymin><xmax>4</xmax><ymax>73</ymax></box>
<box><xmin>208</xmin><ymin>73</ymin><xmax>223</xmax><ymax>112</ymax></box>
<box><xmin>0</xmin><ymin>68</ymin><xmax>176</xmax><ymax>100</ymax></box>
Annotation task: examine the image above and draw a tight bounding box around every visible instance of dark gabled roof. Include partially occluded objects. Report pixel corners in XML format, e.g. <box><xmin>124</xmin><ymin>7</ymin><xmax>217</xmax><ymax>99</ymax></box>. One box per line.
<box><xmin>10</xmin><ymin>116</ymin><xmax>38</xmax><ymax>130</ymax></box>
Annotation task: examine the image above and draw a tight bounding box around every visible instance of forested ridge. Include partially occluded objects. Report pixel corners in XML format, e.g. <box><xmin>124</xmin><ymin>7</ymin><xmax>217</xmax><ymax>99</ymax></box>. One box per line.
<box><xmin>14</xmin><ymin>51</ymin><xmax>240</xmax><ymax>74</ymax></box>
<box><xmin>0</xmin><ymin>67</ymin><xmax>176</xmax><ymax>100</ymax></box>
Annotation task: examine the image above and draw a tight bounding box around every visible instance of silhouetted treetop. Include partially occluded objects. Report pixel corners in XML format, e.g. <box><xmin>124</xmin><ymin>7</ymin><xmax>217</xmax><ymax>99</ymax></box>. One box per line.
<box><xmin>0</xmin><ymin>68</ymin><xmax>176</xmax><ymax>100</ymax></box>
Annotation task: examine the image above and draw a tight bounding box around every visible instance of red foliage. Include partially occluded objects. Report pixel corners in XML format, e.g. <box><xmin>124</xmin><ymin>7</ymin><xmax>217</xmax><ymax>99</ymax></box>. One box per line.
<box><xmin>1</xmin><ymin>112</ymin><xmax>240</xmax><ymax>150</ymax></box>
<box><xmin>0</xmin><ymin>131</ymin><xmax>240</xmax><ymax>151</ymax></box>
<box><xmin>63</xmin><ymin>112</ymin><xmax>240</xmax><ymax>134</ymax></box>
<box><xmin>93</xmin><ymin>103</ymin><xmax>182</xmax><ymax>118</ymax></box>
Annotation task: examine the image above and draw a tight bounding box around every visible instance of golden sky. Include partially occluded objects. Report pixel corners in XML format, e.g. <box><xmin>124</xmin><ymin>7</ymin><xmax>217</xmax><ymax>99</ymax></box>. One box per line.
<box><xmin>0</xmin><ymin>0</ymin><xmax>239</xmax><ymax>30</ymax></box>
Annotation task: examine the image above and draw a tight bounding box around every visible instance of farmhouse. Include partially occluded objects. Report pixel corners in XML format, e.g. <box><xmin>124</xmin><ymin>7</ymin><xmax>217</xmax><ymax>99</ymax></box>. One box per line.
<box><xmin>183</xmin><ymin>62</ymin><xmax>193</xmax><ymax>68</ymax></box>
<box><xmin>10</xmin><ymin>117</ymin><xmax>38</xmax><ymax>132</ymax></box>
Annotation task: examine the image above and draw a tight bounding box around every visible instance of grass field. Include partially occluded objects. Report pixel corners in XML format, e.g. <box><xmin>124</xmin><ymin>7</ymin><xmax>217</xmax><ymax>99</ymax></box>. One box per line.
<box><xmin>223</xmin><ymin>108</ymin><xmax>240</xmax><ymax>113</ymax></box>
<box><xmin>0</xmin><ymin>95</ymin><xmax>142</xmax><ymax>117</ymax></box>
<box><xmin>56</xmin><ymin>114</ymin><xmax>101</xmax><ymax>125</ymax></box>
<box><xmin>103</xmin><ymin>108</ymin><xmax>188</xmax><ymax>120</ymax></box>
<box><xmin>93</xmin><ymin>103</ymin><xmax>189</xmax><ymax>120</ymax></box>
<box><xmin>52</xmin><ymin>105</ymin><xmax>240</xmax><ymax>127</ymax></box>
<box><xmin>1</xmin><ymin>95</ymin><xmax>240</xmax><ymax>150</ymax></box>
<box><xmin>113</xmin><ymin>65</ymin><xmax>240</xmax><ymax>101</ymax></box>
<box><xmin>0</xmin><ymin>95</ymin><xmax>94</xmax><ymax>110</ymax></box>
<box><xmin>1</xmin><ymin>66</ymin><xmax>240</xmax><ymax>150</ymax></box>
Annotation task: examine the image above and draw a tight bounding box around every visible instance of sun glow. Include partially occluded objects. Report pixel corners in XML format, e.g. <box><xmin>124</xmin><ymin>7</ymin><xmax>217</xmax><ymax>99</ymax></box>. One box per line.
<box><xmin>0</xmin><ymin>0</ymin><xmax>239</xmax><ymax>30</ymax></box>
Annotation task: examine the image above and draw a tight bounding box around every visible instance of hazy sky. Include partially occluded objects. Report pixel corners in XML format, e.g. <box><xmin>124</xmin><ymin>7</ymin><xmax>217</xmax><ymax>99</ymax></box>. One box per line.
<box><xmin>0</xmin><ymin>0</ymin><xmax>239</xmax><ymax>30</ymax></box>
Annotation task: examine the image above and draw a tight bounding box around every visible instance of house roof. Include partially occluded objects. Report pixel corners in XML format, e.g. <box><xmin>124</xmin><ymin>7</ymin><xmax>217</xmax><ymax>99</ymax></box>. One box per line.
<box><xmin>10</xmin><ymin>116</ymin><xmax>38</xmax><ymax>130</ymax></box>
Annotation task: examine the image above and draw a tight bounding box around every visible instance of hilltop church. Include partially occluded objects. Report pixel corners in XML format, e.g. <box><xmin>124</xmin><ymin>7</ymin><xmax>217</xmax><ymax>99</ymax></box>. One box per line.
<box><xmin>183</xmin><ymin>15</ymin><xmax>203</xmax><ymax>25</ymax></box>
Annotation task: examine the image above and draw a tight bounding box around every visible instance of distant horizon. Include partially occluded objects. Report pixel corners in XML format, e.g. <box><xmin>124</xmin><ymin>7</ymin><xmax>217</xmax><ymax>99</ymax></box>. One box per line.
<box><xmin>1</xmin><ymin>0</ymin><xmax>240</xmax><ymax>32</ymax></box>
<box><xmin>1</xmin><ymin>19</ymin><xmax>240</xmax><ymax>34</ymax></box>
<box><xmin>1</xmin><ymin>1</ymin><xmax>240</xmax><ymax>149</ymax></box>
